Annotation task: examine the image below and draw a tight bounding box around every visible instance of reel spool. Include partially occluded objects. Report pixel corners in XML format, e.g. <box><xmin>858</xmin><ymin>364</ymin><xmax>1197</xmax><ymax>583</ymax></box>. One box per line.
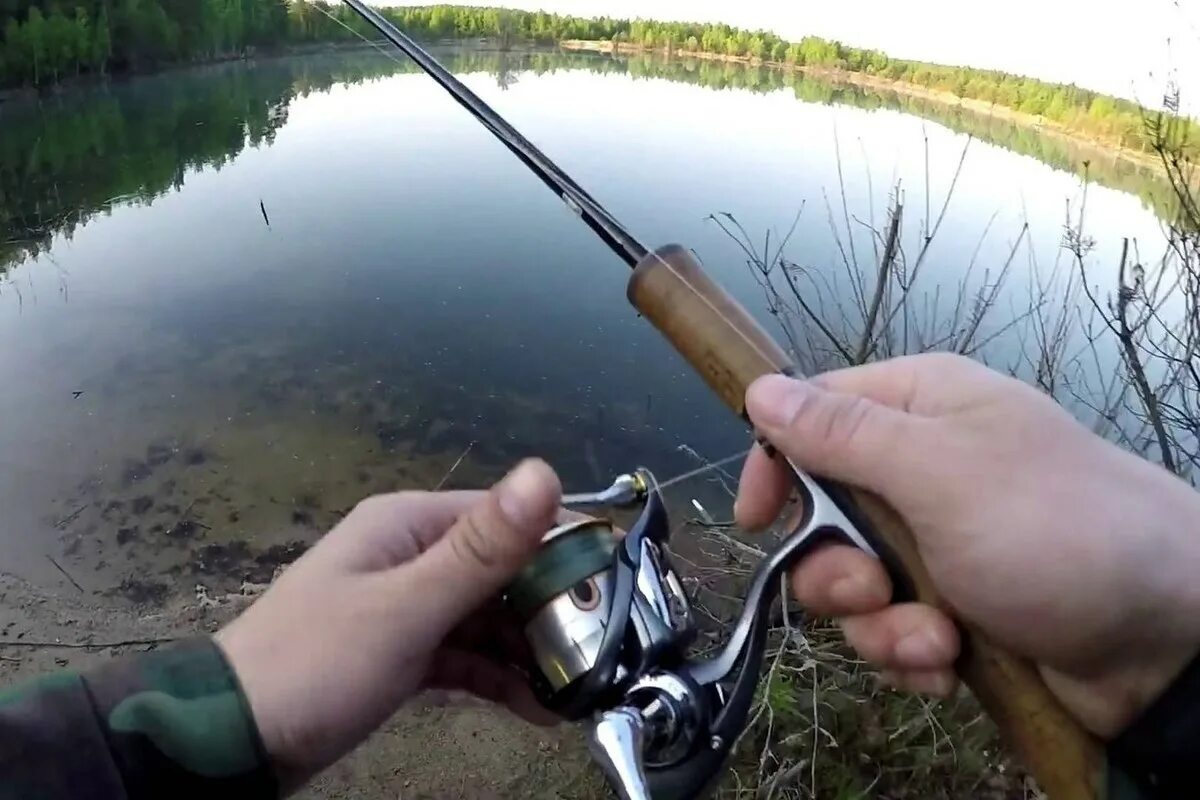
<box><xmin>505</xmin><ymin>478</ymin><xmax>694</xmax><ymax>723</ymax></box>
<box><xmin>507</xmin><ymin>519</ymin><xmax>621</xmax><ymax>713</ymax></box>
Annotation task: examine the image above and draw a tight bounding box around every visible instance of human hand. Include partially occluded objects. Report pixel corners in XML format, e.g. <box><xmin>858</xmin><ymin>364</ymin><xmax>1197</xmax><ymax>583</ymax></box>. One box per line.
<box><xmin>735</xmin><ymin>353</ymin><xmax>1200</xmax><ymax>738</ymax></box>
<box><xmin>215</xmin><ymin>459</ymin><xmax>562</xmax><ymax>790</ymax></box>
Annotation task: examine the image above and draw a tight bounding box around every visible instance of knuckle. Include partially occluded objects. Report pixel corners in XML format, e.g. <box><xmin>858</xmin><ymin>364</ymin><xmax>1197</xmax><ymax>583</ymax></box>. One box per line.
<box><xmin>354</xmin><ymin>491</ymin><xmax>408</xmax><ymax>516</ymax></box>
<box><xmin>919</xmin><ymin>351</ymin><xmax>973</xmax><ymax>376</ymax></box>
<box><xmin>450</xmin><ymin>511</ymin><xmax>500</xmax><ymax>569</ymax></box>
<box><xmin>811</xmin><ymin>394</ymin><xmax>874</xmax><ymax>451</ymax></box>
<box><xmin>350</xmin><ymin>494</ymin><xmax>385</xmax><ymax>517</ymax></box>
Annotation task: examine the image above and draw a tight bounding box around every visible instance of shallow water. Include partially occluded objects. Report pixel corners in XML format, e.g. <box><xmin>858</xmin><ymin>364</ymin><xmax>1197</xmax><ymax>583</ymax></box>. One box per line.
<box><xmin>0</xmin><ymin>48</ymin><xmax>1169</xmax><ymax>595</ymax></box>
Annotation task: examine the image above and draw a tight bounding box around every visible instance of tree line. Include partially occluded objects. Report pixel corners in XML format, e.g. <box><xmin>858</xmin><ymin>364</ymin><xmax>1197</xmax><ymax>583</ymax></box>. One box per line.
<box><xmin>3</xmin><ymin>2</ymin><xmax>1195</xmax><ymax>156</ymax></box>
<box><xmin>334</xmin><ymin>4</ymin><xmax>1200</xmax><ymax>156</ymax></box>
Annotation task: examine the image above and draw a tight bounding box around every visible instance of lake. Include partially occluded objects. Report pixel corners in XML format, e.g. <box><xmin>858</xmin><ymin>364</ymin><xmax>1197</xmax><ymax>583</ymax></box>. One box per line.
<box><xmin>0</xmin><ymin>47</ymin><xmax>1171</xmax><ymax>596</ymax></box>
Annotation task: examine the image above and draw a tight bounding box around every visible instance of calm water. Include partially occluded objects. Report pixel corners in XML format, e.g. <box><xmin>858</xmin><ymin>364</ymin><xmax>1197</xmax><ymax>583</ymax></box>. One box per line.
<box><xmin>0</xmin><ymin>48</ymin><xmax>1169</xmax><ymax>596</ymax></box>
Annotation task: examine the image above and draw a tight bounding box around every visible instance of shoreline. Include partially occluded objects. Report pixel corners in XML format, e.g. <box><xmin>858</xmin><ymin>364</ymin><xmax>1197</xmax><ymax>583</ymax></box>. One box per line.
<box><xmin>559</xmin><ymin>39</ymin><xmax>1164</xmax><ymax>175</ymax></box>
<box><xmin>0</xmin><ymin>41</ymin><xmax>381</xmax><ymax>104</ymax></box>
<box><xmin>0</xmin><ymin>39</ymin><xmax>550</xmax><ymax>105</ymax></box>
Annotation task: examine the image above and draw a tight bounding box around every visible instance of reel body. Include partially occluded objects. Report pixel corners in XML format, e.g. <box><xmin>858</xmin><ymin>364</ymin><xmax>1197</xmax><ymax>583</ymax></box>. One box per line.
<box><xmin>504</xmin><ymin>467</ymin><xmax>888</xmax><ymax>800</ymax></box>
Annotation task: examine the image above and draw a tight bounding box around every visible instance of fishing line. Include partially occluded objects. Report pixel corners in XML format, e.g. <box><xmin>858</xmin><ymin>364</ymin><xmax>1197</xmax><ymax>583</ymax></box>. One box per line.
<box><xmin>653</xmin><ymin>448</ymin><xmax>751</xmax><ymax>492</ymax></box>
<box><xmin>313</xmin><ymin>3</ymin><xmax>411</xmax><ymax>68</ymax></box>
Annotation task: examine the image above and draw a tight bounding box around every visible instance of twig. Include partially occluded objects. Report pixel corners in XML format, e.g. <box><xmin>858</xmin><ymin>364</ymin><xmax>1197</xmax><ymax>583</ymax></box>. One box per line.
<box><xmin>53</xmin><ymin>505</ymin><xmax>86</xmax><ymax>530</ymax></box>
<box><xmin>855</xmin><ymin>201</ymin><xmax>903</xmax><ymax>363</ymax></box>
<box><xmin>778</xmin><ymin>260</ymin><xmax>854</xmax><ymax>363</ymax></box>
<box><xmin>1114</xmin><ymin>239</ymin><xmax>1177</xmax><ymax>473</ymax></box>
<box><xmin>0</xmin><ymin>636</ymin><xmax>176</xmax><ymax>649</ymax></box>
<box><xmin>433</xmin><ymin>441</ymin><xmax>474</xmax><ymax>490</ymax></box>
<box><xmin>761</xmin><ymin>758</ymin><xmax>808</xmax><ymax>800</ymax></box>
<box><xmin>0</xmin><ymin>655</ymin><xmax>20</xmax><ymax>662</ymax></box>
<box><xmin>45</xmin><ymin>555</ymin><xmax>83</xmax><ymax>593</ymax></box>
<box><xmin>832</xmin><ymin>125</ymin><xmax>865</xmax><ymax>313</ymax></box>
<box><xmin>166</xmin><ymin>499</ymin><xmax>198</xmax><ymax>538</ymax></box>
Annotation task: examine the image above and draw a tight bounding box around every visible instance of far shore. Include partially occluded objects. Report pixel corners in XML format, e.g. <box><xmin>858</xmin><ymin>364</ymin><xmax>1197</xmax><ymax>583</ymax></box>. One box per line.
<box><xmin>0</xmin><ymin>42</ymin><xmax>385</xmax><ymax>104</ymax></box>
<box><xmin>0</xmin><ymin>39</ymin><xmax>554</xmax><ymax>105</ymax></box>
<box><xmin>559</xmin><ymin>39</ymin><xmax>1165</xmax><ymax>175</ymax></box>
<box><xmin>0</xmin><ymin>35</ymin><xmax>1167</xmax><ymax>180</ymax></box>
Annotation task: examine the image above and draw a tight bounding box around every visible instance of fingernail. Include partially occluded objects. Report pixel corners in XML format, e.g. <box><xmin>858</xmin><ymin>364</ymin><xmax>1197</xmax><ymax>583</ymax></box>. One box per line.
<box><xmin>497</xmin><ymin>460</ymin><xmax>556</xmax><ymax>530</ymax></box>
<box><xmin>896</xmin><ymin>629</ymin><xmax>947</xmax><ymax>665</ymax></box>
<box><xmin>747</xmin><ymin>374</ymin><xmax>810</xmax><ymax>428</ymax></box>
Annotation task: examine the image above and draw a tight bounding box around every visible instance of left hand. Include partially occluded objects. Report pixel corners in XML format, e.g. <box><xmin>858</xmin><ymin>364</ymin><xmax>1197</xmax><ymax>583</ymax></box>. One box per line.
<box><xmin>215</xmin><ymin>459</ymin><xmax>562</xmax><ymax>790</ymax></box>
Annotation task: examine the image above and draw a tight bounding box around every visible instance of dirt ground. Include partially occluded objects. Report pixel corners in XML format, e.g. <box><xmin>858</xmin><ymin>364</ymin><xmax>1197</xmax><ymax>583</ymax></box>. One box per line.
<box><xmin>0</xmin><ymin>571</ymin><xmax>603</xmax><ymax>799</ymax></box>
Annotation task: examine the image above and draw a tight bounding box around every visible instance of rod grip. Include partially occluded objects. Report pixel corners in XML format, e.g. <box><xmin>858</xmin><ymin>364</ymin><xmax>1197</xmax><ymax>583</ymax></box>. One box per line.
<box><xmin>627</xmin><ymin>244</ymin><xmax>1105</xmax><ymax>799</ymax></box>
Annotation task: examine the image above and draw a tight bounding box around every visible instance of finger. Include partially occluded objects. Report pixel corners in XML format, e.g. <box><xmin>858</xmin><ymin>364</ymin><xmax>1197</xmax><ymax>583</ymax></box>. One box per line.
<box><xmin>327</xmin><ymin>490</ymin><xmax>486</xmax><ymax>571</ymax></box>
<box><xmin>734</xmin><ymin>443</ymin><xmax>792</xmax><ymax>531</ymax></box>
<box><xmin>745</xmin><ymin>373</ymin><xmax>929</xmax><ymax>497</ymax></box>
<box><xmin>404</xmin><ymin>459</ymin><xmax>562</xmax><ymax>632</ymax></box>
<box><xmin>839</xmin><ymin>604</ymin><xmax>960</xmax><ymax>671</ymax></box>
<box><xmin>427</xmin><ymin>648</ymin><xmax>559</xmax><ymax>727</ymax></box>
<box><xmin>810</xmin><ymin>358</ymin><xmax>924</xmax><ymax>411</ymax></box>
<box><xmin>788</xmin><ymin>545</ymin><xmax>892</xmax><ymax>616</ymax></box>
<box><xmin>878</xmin><ymin>668</ymin><xmax>959</xmax><ymax>698</ymax></box>
<box><xmin>444</xmin><ymin>603</ymin><xmax>536</xmax><ymax>668</ymax></box>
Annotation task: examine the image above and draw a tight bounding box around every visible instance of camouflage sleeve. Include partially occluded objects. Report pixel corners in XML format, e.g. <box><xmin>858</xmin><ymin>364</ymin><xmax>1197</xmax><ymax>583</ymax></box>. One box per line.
<box><xmin>0</xmin><ymin>637</ymin><xmax>278</xmax><ymax>800</ymax></box>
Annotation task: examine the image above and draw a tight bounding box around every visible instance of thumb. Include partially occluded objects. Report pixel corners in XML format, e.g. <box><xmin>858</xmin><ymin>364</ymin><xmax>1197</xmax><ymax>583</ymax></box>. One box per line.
<box><xmin>746</xmin><ymin>373</ymin><xmax>925</xmax><ymax>496</ymax></box>
<box><xmin>406</xmin><ymin>459</ymin><xmax>561</xmax><ymax>632</ymax></box>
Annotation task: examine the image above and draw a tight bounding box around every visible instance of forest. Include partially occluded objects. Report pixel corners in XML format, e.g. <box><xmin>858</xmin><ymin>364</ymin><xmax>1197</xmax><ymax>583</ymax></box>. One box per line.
<box><xmin>0</xmin><ymin>0</ymin><xmax>290</xmax><ymax>83</ymax></box>
<box><xmin>2</xmin><ymin>2</ymin><xmax>1195</xmax><ymax>155</ymax></box>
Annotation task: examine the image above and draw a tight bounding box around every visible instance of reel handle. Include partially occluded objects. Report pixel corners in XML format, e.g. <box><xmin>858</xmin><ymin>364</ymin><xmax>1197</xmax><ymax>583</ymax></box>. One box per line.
<box><xmin>590</xmin><ymin>708</ymin><xmax>654</xmax><ymax>800</ymax></box>
<box><xmin>626</xmin><ymin>243</ymin><xmax>1105</xmax><ymax>799</ymax></box>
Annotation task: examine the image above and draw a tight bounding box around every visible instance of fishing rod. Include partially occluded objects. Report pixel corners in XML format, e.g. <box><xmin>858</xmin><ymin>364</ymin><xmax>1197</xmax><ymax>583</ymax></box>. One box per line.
<box><xmin>341</xmin><ymin>0</ymin><xmax>646</xmax><ymax>267</ymax></box>
<box><xmin>340</xmin><ymin>3</ymin><xmax>1105</xmax><ymax>798</ymax></box>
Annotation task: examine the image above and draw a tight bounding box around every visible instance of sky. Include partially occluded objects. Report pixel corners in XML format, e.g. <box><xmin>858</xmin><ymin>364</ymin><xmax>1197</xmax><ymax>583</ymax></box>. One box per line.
<box><xmin>383</xmin><ymin>0</ymin><xmax>1200</xmax><ymax>111</ymax></box>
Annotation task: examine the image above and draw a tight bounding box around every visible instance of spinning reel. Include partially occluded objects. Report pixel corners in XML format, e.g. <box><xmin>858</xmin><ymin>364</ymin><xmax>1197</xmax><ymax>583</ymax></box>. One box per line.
<box><xmin>505</xmin><ymin>466</ymin><xmax>893</xmax><ymax>800</ymax></box>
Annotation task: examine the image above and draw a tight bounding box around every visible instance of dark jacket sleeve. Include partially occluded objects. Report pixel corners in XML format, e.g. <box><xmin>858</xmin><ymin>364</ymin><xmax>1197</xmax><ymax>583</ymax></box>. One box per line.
<box><xmin>1108</xmin><ymin>650</ymin><xmax>1200</xmax><ymax>800</ymax></box>
<box><xmin>0</xmin><ymin>637</ymin><xmax>277</xmax><ymax>800</ymax></box>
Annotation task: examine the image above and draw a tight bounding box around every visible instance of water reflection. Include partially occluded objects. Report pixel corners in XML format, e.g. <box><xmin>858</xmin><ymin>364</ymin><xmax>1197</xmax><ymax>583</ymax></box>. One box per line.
<box><xmin>1</xmin><ymin>47</ymin><xmax>1174</xmax><ymax>275</ymax></box>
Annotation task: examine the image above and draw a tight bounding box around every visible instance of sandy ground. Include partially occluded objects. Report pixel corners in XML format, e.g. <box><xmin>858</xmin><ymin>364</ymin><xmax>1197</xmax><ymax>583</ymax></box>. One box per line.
<box><xmin>0</xmin><ymin>571</ymin><xmax>602</xmax><ymax>799</ymax></box>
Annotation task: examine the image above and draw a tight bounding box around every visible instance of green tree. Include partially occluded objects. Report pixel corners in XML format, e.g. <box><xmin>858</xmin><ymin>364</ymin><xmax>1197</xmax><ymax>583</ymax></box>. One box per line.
<box><xmin>3</xmin><ymin>17</ymin><xmax>26</xmax><ymax>84</ymax></box>
<box><xmin>26</xmin><ymin>7</ymin><xmax>47</xmax><ymax>84</ymax></box>
<box><xmin>72</xmin><ymin>8</ymin><xmax>92</xmax><ymax>74</ymax></box>
<box><xmin>1089</xmin><ymin>96</ymin><xmax>1117</xmax><ymax>119</ymax></box>
<box><xmin>93</xmin><ymin>4</ymin><xmax>113</xmax><ymax>71</ymax></box>
<box><xmin>44</xmin><ymin>7</ymin><xmax>77</xmax><ymax>82</ymax></box>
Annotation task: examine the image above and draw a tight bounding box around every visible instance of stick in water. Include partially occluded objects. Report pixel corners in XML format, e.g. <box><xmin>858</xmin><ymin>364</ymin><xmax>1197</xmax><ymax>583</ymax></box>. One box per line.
<box><xmin>45</xmin><ymin>555</ymin><xmax>84</xmax><ymax>593</ymax></box>
<box><xmin>433</xmin><ymin>441</ymin><xmax>475</xmax><ymax>491</ymax></box>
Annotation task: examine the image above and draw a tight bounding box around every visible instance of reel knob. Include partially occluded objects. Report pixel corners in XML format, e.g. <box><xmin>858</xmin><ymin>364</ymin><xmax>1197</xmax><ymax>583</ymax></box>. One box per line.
<box><xmin>588</xmin><ymin>707</ymin><xmax>652</xmax><ymax>800</ymax></box>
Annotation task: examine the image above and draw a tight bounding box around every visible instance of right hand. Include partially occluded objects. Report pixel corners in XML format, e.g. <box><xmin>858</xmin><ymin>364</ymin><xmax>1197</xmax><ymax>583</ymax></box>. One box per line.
<box><xmin>735</xmin><ymin>353</ymin><xmax>1200</xmax><ymax>738</ymax></box>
